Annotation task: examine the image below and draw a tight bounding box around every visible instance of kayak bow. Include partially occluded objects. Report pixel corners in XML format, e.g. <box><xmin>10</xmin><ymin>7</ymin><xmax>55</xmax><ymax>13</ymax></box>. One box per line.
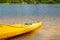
<box><xmin>0</xmin><ymin>22</ymin><xmax>42</xmax><ymax>38</ymax></box>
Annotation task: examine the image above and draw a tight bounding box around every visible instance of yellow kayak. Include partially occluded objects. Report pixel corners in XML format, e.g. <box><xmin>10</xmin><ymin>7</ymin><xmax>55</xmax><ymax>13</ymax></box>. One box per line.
<box><xmin>0</xmin><ymin>22</ymin><xmax>42</xmax><ymax>39</ymax></box>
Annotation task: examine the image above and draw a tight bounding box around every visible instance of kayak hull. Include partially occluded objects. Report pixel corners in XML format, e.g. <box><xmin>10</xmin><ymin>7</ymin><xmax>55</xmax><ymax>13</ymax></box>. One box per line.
<box><xmin>0</xmin><ymin>22</ymin><xmax>42</xmax><ymax>39</ymax></box>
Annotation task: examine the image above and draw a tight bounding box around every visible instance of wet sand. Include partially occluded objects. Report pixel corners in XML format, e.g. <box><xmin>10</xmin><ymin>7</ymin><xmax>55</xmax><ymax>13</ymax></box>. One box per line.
<box><xmin>0</xmin><ymin>17</ymin><xmax>60</xmax><ymax>40</ymax></box>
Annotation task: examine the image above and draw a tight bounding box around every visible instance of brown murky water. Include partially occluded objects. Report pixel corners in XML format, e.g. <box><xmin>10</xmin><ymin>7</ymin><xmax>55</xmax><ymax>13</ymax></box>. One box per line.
<box><xmin>0</xmin><ymin>17</ymin><xmax>60</xmax><ymax>40</ymax></box>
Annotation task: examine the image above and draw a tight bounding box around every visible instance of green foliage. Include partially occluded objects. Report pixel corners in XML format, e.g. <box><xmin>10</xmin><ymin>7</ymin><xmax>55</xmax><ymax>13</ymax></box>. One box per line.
<box><xmin>0</xmin><ymin>0</ymin><xmax>60</xmax><ymax>4</ymax></box>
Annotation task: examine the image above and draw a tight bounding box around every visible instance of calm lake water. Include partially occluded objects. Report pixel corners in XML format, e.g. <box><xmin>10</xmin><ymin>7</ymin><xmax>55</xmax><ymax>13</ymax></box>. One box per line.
<box><xmin>0</xmin><ymin>4</ymin><xmax>60</xmax><ymax>40</ymax></box>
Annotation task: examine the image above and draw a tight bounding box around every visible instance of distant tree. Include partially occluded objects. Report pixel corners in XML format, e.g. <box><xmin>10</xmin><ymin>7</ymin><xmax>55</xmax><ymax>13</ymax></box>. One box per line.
<box><xmin>36</xmin><ymin>0</ymin><xmax>41</xmax><ymax>4</ymax></box>
<box><xmin>54</xmin><ymin>0</ymin><xmax>60</xmax><ymax>3</ymax></box>
<box><xmin>0</xmin><ymin>0</ymin><xmax>7</xmax><ymax>3</ymax></box>
<box><xmin>0</xmin><ymin>0</ymin><xmax>60</xmax><ymax>4</ymax></box>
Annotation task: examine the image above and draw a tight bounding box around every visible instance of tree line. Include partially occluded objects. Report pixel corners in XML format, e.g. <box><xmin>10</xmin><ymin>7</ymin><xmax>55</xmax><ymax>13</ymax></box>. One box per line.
<box><xmin>0</xmin><ymin>0</ymin><xmax>60</xmax><ymax>4</ymax></box>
